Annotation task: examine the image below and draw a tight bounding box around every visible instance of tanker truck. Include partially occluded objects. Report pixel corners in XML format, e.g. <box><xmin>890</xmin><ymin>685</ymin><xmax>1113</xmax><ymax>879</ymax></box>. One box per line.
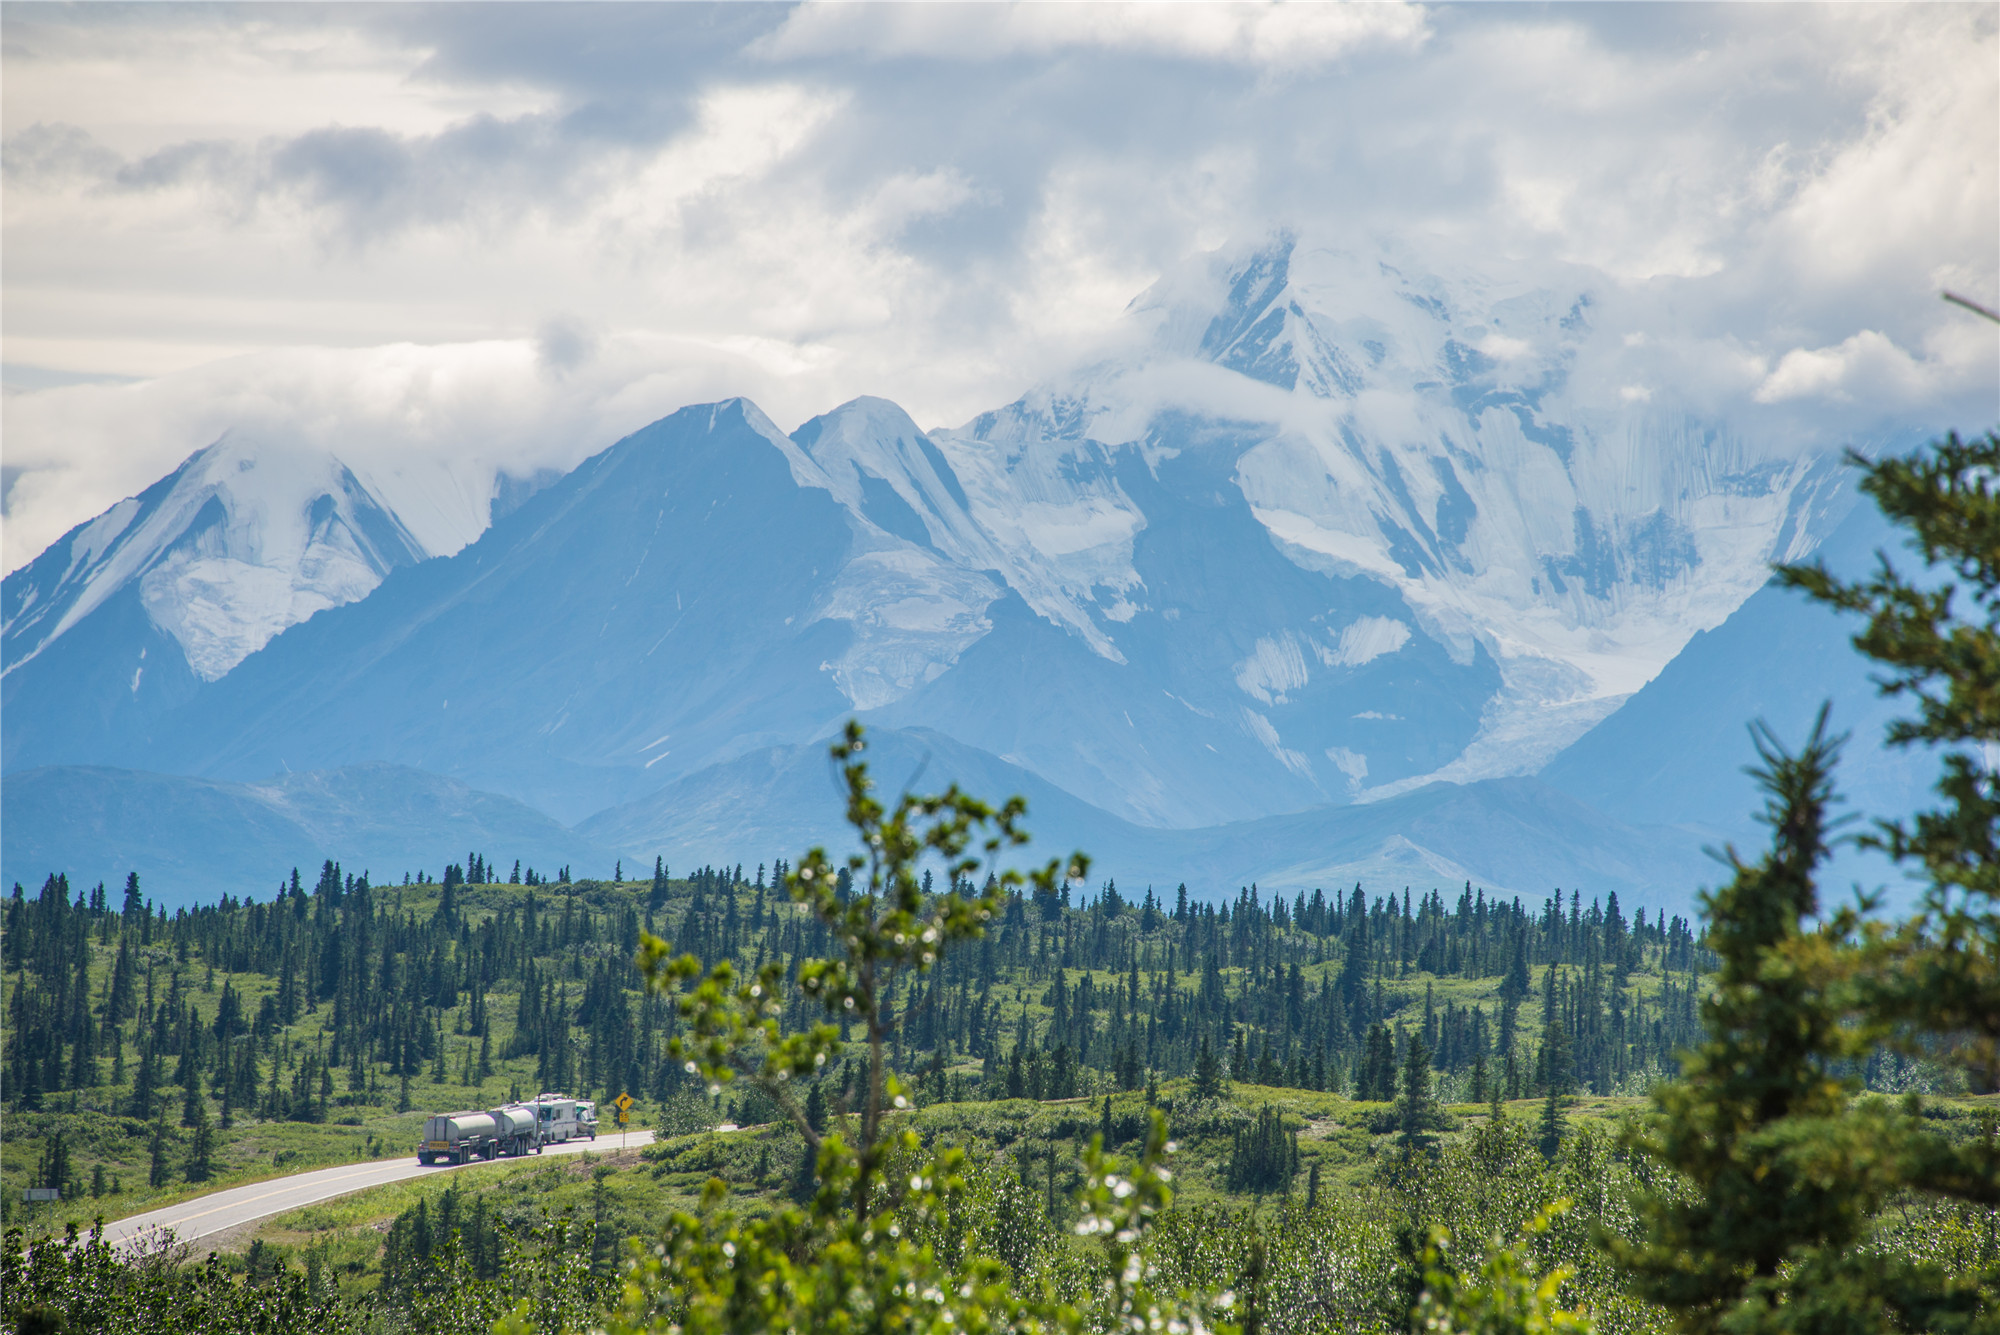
<box><xmin>418</xmin><ymin>1104</ymin><xmax>547</xmax><ymax>1164</ymax></box>
<box><xmin>489</xmin><ymin>1103</ymin><xmax>544</xmax><ymax>1157</ymax></box>
<box><xmin>418</xmin><ymin>1110</ymin><xmax>500</xmax><ymax>1165</ymax></box>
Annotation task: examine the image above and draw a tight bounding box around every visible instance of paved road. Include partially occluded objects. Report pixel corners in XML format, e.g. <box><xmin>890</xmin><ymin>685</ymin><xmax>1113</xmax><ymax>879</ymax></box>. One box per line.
<box><xmin>101</xmin><ymin>1130</ymin><xmax>659</xmax><ymax>1254</ymax></box>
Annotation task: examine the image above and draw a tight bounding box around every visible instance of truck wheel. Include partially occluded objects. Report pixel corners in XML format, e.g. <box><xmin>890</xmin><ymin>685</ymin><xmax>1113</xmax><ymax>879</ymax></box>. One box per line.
<box><xmin>418</xmin><ymin>1153</ymin><xmax>433</xmax><ymax>1165</ymax></box>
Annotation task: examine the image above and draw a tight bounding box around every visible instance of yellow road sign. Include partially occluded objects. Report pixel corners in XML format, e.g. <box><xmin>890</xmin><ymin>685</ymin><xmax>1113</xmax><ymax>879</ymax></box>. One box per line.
<box><xmin>618</xmin><ymin>1109</ymin><xmax>629</xmax><ymax>1125</ymax></box>
<box><xmin>613</xmin><ymin>1091</ymin><xmax>634</xmax><ymax>1112</ymax></box>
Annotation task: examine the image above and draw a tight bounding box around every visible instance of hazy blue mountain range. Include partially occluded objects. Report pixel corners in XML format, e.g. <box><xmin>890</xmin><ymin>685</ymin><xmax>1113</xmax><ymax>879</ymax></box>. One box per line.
<box><xmin>2</xmin><ymin>238</ymin><xmax>1933</xmax><ymax>910</ymax></box>
<box><xmin>2</xmin><ymin>735</ymin><xmax>1709</xmax><ymax>912</ymax></box>
<box><xmin>1</xmin><ymin>764</ymin><xmax>613</xmax><ymax>902</ymax></box>
<box><xmin>578</xmin><ymin>723</ymin><xmax>1714</xmax><ymax>912</ymax></box>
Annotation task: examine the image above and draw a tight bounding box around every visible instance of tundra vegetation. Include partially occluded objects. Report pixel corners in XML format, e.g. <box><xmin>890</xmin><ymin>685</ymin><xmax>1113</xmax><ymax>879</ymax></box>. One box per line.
<box><xmin>3</xmin><ymin>432</ymin><xmax>1997</xmax><ymax>1332</ymax></box>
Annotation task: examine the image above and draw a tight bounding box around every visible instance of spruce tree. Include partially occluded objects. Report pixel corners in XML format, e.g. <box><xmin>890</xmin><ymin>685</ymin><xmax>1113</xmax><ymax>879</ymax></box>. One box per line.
<box><xmin>1616</xmin><ymin>715</ymin><xmax>1920</xmax><ymax>1328</ymax></box>
<box><xmin>147</xmin><ymin>1106</ymin><xmax>172</xmax><ymax>1188</ymax></box>
<box><xmin>1617</xmin><ymin>426</ymin><xmax>2000</xmax><ymax>1331</ymax></box>
<box><xmin>1779</xmin><ymin>430</ymin><xmax>2000</xmax><ymax>1089</ymax></box>
<box><xmin>185</xmin><ymin>1093</ymin><xmax>216</xmax><ymax>1182</ymax></box>
<box><xmin>1536</xmin><ymin>1090</ymin><xmax>1565</xmax><ymax>1163</ymax></box>
<box><xmin>1192</xmin><ymin>1037</ymin><xmax>1225</xmax><ymax>1100</ymax></box>
<box><xmin>129</xmin><ymin>1042</ymin><xmax>157</xmax><ymax>1119</ymax></box>
<box><xmin>37</xmin><ymin>1130</ymin><xmax>70</xmax><ymax>1196</ymax></box>
<box><xmin>1396</xmin><ymin>1034</ymin><xmax>1439</xmax><ymax>1158</ymax></box>
<box><xmin>1225</xmin><ymin>1105</ymin><xmax>1297</xmax><ymax>1192</ymax></box>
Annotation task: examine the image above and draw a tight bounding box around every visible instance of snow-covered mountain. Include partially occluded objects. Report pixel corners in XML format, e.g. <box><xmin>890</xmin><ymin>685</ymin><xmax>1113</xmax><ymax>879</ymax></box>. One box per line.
<box><xmin>0</xmin><ymin>435</ymin><xmax>442</xmax><ymax>773</ymax></box>
<box><xmin>5</xmin><ymin>434</ymin><xmax>428</xmax><ymax>685</ymax></box>
<box><xmin>1539</xmin><ymin>497</ymin><xmax>1936</xmax><ymax>892</ymax></box>
<box><xmin>911</xmin><ymin>236</ymin><xmax>1852</xmax><ymax>816</ymax></box>
<box><xmin>0</xmin><ymin>429</ymin><xmax>574</xmax><ymax>774</ymax></box>
<box><xmin>3</xmin><ymin>236</ymin><xmax>1892</xmax><ymax>898</ymax></box>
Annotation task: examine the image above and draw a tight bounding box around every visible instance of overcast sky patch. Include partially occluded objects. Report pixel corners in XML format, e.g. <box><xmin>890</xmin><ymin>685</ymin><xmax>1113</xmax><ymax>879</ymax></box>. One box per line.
<box><xmin>2</xmin><ymin>1</ymin><xmax>1994</xmax><ymax>573</ymax></box>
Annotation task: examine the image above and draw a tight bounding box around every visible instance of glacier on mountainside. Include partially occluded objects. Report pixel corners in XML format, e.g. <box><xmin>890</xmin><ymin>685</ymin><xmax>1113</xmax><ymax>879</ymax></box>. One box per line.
<box><xmin>925</xmin><ymin>235</ymin><xmax>1855</xmax><ymax>806</ymax></box>
<box><xmin>788</xmin><ymin>398</ymin><xmax>1007</xmax><ymax>709</ymax></box>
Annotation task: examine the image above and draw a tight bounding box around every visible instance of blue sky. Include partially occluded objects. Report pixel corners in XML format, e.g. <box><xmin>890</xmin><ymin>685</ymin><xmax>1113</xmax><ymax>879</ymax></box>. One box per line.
<box><xmin>3</xmin><ymin>1</ymin><xmax>1994</xmax><ymax>571</ymax></box>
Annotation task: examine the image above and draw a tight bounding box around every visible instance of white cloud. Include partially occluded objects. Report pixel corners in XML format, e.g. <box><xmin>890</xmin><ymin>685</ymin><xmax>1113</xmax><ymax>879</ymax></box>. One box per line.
<box><xmin>2</xmin><ymin>3</ymin><xmax>1995</xmax><ymax>576</ymax></box>
<box><xmin>1753</xmin><ymin>329</ymin><xmax>1928</xmax><ymax>405</ymax></box>
<box><xmin>754</xmin><ymin>1</ymin><xmax>1432</xmax><ymax>70</ymax></box>
<box><xmin>0</xmin><ymin>10</ymin><xmax>557</xmax><ymax>157</ymax></box>
<box><xmin>0</xmin><ymin>334</ymin><xmax>843</xmax><ymax>571</ymax></box>
<box><xmin>1478</xmin><ymin>333</ymin><xmax>1533</xmax><ymax>362</ymax></box>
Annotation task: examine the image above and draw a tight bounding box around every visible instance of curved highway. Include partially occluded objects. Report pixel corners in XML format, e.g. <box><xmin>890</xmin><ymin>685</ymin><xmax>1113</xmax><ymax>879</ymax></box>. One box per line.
<box><xmin>101</xmin><ymin>1129</ymin><xmax>659</xmax><ymax>1254</ymax></box>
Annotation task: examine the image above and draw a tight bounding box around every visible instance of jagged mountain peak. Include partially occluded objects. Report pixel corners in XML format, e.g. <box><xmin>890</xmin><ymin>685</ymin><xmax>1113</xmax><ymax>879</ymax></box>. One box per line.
<box><xmin>1135</xmin><ymin>233</ymin><xmax>1600</xmax><ymax>411</ymax></box>
<box><xmin>2</xmin><ymin>433</ymin><xmax>427</xmax><ymax>684</ymax></box>
<box><xmin>792</xmin><ymin>396</ymin><xmax>983</xmax><ymax>559</ymax></box>
<box><xmin>937</xmin><ymin>233</ymin><xmax>1856</xmax><ymax>800</ymax></box>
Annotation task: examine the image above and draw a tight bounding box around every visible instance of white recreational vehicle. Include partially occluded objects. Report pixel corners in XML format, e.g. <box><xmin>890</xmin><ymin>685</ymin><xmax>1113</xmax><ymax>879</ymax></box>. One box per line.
<box><xmin>531</xmin><ymin>1092</ymin><xmax>597</xmax><ymax>1144</ymax></box>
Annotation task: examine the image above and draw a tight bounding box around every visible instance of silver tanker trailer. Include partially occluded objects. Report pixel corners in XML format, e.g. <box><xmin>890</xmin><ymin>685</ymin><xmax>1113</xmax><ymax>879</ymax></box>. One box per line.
<box><xmin>418</xmin><ymin>1110</ymin><xmax>500</xmax><ymax>1164</ymax></box>
<box><xmin>489</xmin><ymin>1102</ymin><xmax>544</xmax><ymax>1157</ymax></box>
<box><xmin>418</xmin><ymin>1103</ymin><xmax>548</xmax><ymax>1163</ymax></box>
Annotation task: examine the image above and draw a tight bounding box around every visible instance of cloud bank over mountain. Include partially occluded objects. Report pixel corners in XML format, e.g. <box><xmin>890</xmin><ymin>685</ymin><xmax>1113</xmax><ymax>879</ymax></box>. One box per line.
<box><xmin>5</xmin><ymin>3</ymin><xmax>1994</xmax><ymax>573</ymax></box>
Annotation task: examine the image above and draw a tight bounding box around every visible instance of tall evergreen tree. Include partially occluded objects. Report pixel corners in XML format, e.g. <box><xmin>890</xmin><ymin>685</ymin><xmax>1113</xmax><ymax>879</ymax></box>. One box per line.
<box><xmin>1396</xmin><ymin>1033</ymin><xmax>1439</xmax><ymax>1158</ymax></box>
<box><xmin>147</xmin><ymin>1104</ymin><xmax>172</xmax><ymax>1188</ymax></box>
<box><xmin>1618</xmin><ymin>426</ymin><xmax>2000</xmax><ymax>1332</ymax></box>
<box><xmin>1616</xmin><ymin>715</ymin><xmax>1921</xmax><ymax>1328</ymax></box>
<box><xmin>1191</xmin><ymin>1036</ymin><xmax>1225</xmax><ymax>1100</ymax></box>
<box><xmin>185</xmin><ymin>1093</ymin><xmax>216</xmax><ymax>1182</ymax></box>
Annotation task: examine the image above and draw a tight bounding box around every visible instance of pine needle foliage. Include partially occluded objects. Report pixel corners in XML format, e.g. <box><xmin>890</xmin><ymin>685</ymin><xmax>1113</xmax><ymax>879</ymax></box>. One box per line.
<box><xmin>1779</xmin><ymin>431</ymin><xmax>2000</xmax><ymax>1087</ymax></box>
<box><xmin>1620</xmin><ymin>429</ymin><xmax>2000</xmax><ymax>1332</ymax></box>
